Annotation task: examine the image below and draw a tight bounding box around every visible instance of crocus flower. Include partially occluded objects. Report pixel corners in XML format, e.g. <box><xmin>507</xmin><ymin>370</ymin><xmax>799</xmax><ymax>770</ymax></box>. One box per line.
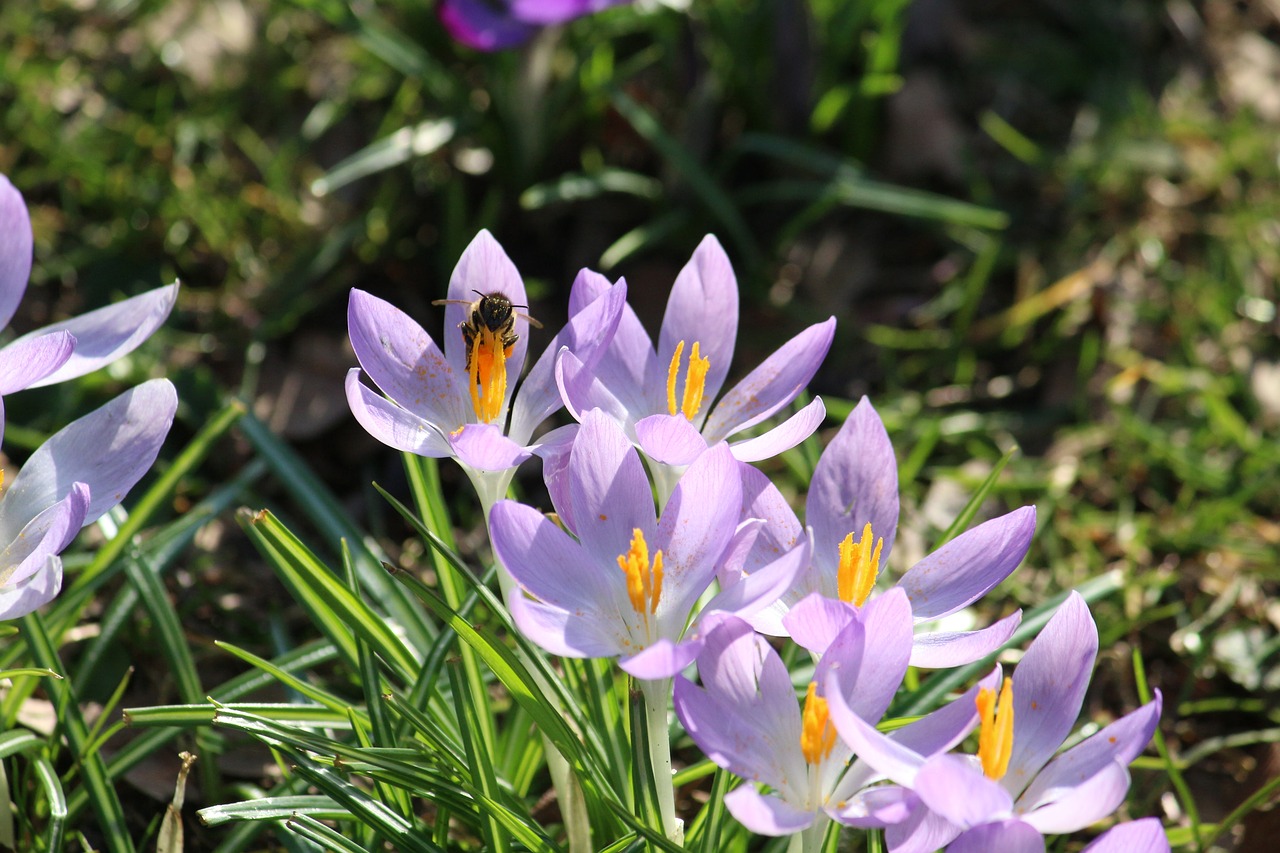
<box><xmin>0</xmin><ymin>379</ymin><xmax>178</xmax><ymax>619</ymax></box>
<box><xmin>489</xmin><ymin>408</ymin><xmax>805</xmax><ymax>679</ymax></box>
<box><xmin>831</xmin><ymin>592</ymin><xmax>1163</xmax><ymax>853</ymax></box>
<box><xmin>0</xmin><ymin>176</ymin><xmax>178</xmax><ymax>428</ymax></box>
<box><xmin>345</xmin><ymin>230</ymin><xmax>626</xmax><ymax>510</ymax></box>
<box><xmin>725</xmin><ymin>395</ymin><xmax>1034</xmax><ymax>669</ymax></box>
<box><xmin>440</xmin><ymin>0</ymin><xmax>631</xmax><ymax>51</ymax></box>
<box><xmin>555</xmin><ymin>235</ymin><xmax>835</xmax><ymax>495</ymax></box>
<box><xmin>673</xmin><ymin>595</ymin><xmax>1000</xmax><ymax>844</ymax></box>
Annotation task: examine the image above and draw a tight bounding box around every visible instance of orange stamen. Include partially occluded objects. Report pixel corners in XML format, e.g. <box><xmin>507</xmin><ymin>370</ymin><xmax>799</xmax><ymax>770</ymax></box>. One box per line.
<box><xmin>800</xmin><ymin>682</ymin><xmax>838</xmax><ymax>766</ymax></box>
<box><xmin>666</xmin><ymin>340</ymin><xmax>710</xmax><ymax>421</ymax></box>
<box><xmin>617</xmin><ymin>529</ymin><xmax>664</xmax><ymax>626</ymax></box>
<box><xmin>468</xmin><ymin>327</ymin><xmax>509</xmax><ymax>424</ymax></box>
<box><xmin>836</xmin><ymin>522</ymin><xmax>883</xmax><ymax>607</ymax></box>
<box><xmin>976</xmin><ymin>677</ymin><xmax>1015</xmax><ymax>780</ymax></box>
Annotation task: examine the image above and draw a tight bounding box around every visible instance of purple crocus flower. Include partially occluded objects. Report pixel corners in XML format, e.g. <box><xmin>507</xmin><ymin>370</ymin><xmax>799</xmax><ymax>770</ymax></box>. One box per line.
<box><xmin>0</xmin><ymin>176</ymin><xmax>177</xmax><ymax>429</ymax></box>
<box><xmin>673</xmin><ymin>596</ymin><xmax>1000</xmax><ymax>844</ymax></box>
<box><xmin>722</xmin><ymin>395</ymin><xmax>1033</xmax><ymax>669</ymax></box>
<box><xmin>0</xmin><ymin>379</ymin><xmax>177</xmax><ymax>619</ymax></box>
<box><xmin>345</xmin><ymin>230</ymin><xmax>626</xmax><ymax>510</ymax></box>
<box><xmin>489</xmin><ymin>408</ymin><xmax>805</xmax><ymax>679</ymax></box>
<box><xmin>440</xmin><ymin>0</ymin><xmax>631</xmax><ymax>51</ymax></box>
<box><xmin>830</xmin><ymin>592</ymin><xmax>1163</xmax><ymax>853</ymax></box>
<box><xmin>555</xmin><ymin>235</ymin><xmax>835</xmax><ymax>493</ymax></box>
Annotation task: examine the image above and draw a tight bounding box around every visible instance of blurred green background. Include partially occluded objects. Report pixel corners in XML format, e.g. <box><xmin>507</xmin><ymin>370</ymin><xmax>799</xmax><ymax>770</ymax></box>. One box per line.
<box><xmin>2</xmin><ymin>0</ymin><xmax>1279</xmax><ymax>849</ymax></box>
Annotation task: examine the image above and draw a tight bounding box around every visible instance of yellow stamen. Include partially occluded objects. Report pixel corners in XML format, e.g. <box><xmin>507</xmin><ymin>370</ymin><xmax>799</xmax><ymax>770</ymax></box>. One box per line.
<box><xmin>468</xmin><ymin>327</ymin><xmax>510</xmax><ymax>424</ymax></box>
<box><xmin>617</xmin><ymin>528</ymin><xmax>664</xmax><ymax>623</ymax></box>
<box><xmin>836</xmin><ymin>522</ymin><xmax>883</xmax><ymax>607</ymax></box>
<box><xmin>800</xmin><ymin>682</ymin><xmax>838</xmax><ymax>766</ymax></box>
<box><xmin>976</xmin><ymin>677</ymin><xmax>1015</xmax><ymax>780</ymax></box>
<box><xmin>666</xmin><ymin>340</ymin><xmax>710</xmax><ymax>421</ymax></box>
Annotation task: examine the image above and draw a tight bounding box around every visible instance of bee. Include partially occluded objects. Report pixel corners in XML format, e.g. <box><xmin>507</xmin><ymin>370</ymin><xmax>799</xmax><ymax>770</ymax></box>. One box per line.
<box><xmin>432</xmin><ymin>291</ymin><xmax>542</xmax><ymax>369</ymax></box>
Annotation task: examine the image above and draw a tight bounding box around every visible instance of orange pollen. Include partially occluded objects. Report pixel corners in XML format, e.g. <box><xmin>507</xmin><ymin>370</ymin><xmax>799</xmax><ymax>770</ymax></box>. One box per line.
<box><xmin>800</xmin><ymin>682</ymin><xmax>838</xmax><ymax>766</ymax></box>
<box><xmin>617</xmin><ymin>528</ymin><xmax>664</xmax><ymax>623</ymax></box>
<box><xmin>976</xmin><ymin>677</ymin><xmax>1015</xmax><ymax>780</ymax></box>
<box><xmin>666</xmin><ymin>340</ymin><xmax>710</xmax><ymax>421</ymax></box>
<box><xmin>836</xmin><ymin>522</ymin><xmax>883</xmax><ymax>607</ymax></box>
<box><xmin>468</xmin><ymin>327</ymin><xmax>510</xmax><ymax>424</ymax></box>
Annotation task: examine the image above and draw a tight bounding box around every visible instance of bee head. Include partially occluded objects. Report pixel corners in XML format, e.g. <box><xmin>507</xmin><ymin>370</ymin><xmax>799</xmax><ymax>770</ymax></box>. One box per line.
<box><xmin>473</xmin><ymin>291</ymin><xmax>516</xmax><ymax>332</ymax></box>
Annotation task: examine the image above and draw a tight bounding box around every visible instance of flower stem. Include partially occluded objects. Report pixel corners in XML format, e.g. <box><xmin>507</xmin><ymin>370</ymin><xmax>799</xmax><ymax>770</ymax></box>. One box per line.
<box><xmin>639</xmin><ymin>677</ymin><xmax>683</xmax><ymax>843</ymax></box>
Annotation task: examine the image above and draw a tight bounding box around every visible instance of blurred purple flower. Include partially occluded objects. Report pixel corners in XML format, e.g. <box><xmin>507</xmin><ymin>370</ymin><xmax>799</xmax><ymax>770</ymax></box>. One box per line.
<box><xmin>440</xmin><ymin>0</ymin><xmax>631</xmax><ymax>51</ymax></box>
<box><xmin>0</xmin><ymin>176</ymin><xmax>178</xmax><ymax>433</ymax></box>
<box><xmin>1082</xmin><ymin>818</ymin><xmax>1170</xmax><ymax>853</ymax></box>
<box><xmin>557</xmin><ymin>235</ymin><xmax>835</xmax><ymax>476</ymax></box>
<box><xmin>723</xmin><ymin>395</ymin><xmax>1034</xmax><ymax>669</ymax></box>
<box><xmin>0</xmin><ymin>380</ymin><xmax>177</xmax><ymax>619</ymax></box>
<box><xmin>346</xmin><ymin>230</ymin><xmax>626</xmax><ymax>508</ymax></box>
<box><xmin>489</xmin><ymin>409</ymin><xmax>805</xmax><ymax>679</ymax></box>
<box><xmin>831</xmin><ymin>592</ymin><xmax>1163</xmax><ymax>853</ymax></box>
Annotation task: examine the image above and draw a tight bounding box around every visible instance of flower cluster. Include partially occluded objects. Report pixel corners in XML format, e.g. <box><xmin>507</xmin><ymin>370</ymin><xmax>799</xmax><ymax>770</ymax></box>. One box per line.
<box><xmin>347</xmin><ymin>231</ymin><xmax>1169</xmax><ymax>852</ymax></box>
<box><xmin>0</xmin><ymin>175</ymin><xmax>176</xmax><ymax>619</ymax></box>
<box><xmin>440</xmin><ymin>0</ymin><xmax>632</xmax><ymax>51</ymax></box>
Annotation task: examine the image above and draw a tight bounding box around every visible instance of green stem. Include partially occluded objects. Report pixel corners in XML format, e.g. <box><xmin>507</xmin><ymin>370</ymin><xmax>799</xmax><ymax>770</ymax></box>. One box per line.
<box><xmin>640</xmin><ymin>677</ymin><xmax>682</xmax><ymax>843</ymax></box>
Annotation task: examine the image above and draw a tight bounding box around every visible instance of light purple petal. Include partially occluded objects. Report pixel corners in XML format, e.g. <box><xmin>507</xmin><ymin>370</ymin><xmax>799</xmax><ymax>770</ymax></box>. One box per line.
<box><xmin>655</xmin><ymin>442</ymin><xmax>741</xmax><ymax>627</ymax></box>
<box><xmin>826</xmin><ymin>683</ymin><xmax>928</xmax><ymax>788</ymax></box>
<box><xmin>807</xmin><ymin>396</ymin><xmax>900</xmax><ymax>574</ymax></box>
<box><xmin>830</xmin><ymin>785</ymin><xmax>917</xmax><ymax>827</ymax></box>
<box><xmin>738</xmin><ymin>463</ymin><xmax>804</xmax><ymax>573</ymax></box>
<box><xmin>1081</xmin><ymin>818</ymin><xmax>1170</xmax><ymax>853</ymax></box>
<box><xmin>908</xmin><ymin>609</ymin><xmax>1022</xmax><ymax>669</ymax></box>
<box><xmin>783</xmin><ymin>592</ymin><xmax>856</xmax><ymax>654</ymax></box>
<box><xmin>568</xmin><ymin>268</ymin><xmax>612</xmax><ymax>316</ymax></box>
<box><xmin>16</xmin><ymin>283</ymin><xmax>177</xmax><ymax>387</ymax></box>
<box><xmin>618</xmin><ymin>636</ymin><xmax>701</xmax><ymax>680</ymax></box>
<box><xmin>898</xmin><ymin>505</ymin><xmax>1036</xmax><ymax>620</ymax></box>
<box><xmin>0</xmin><ymin>483</ymin><xmax>89</xmax><ymax>588</ymax></box>
<box><xmin>447</xmin><ymin>422</ymin><xmax>531</xmax><ymax>472</ymax></box>
<box><xmin>438</xmin><ymin>0</ymin><xmax>535</xmax><ymax>51</ymax></box>
<box><xmin>489</xmin><ymin>499</ymin><xmax>623</xmax><ymax>620</ymax></box>
<box><xmin>820</xmin><ymin>587</ymin><xmax>913</xmax><ymax>723</ymax></box>
<box><xmin>657</xmin><ymin>236</ymin><xmax>739</xmax><ymax>416</ymax></box>
<box><xmin>947</xmin><ymin>820</ymin><xmax>1045</xmax><ymax>853</ymax></box>
<box><xmin>1004</xmin><ymin>591</ymin><xmax>1098</xmax><ymax>791</ymax></box>
<box><xmin>345</xmin><ymin>369</ymin><xmax>453</xmax><ymax>458</ymax></box>
<box><xmin>673</xmin><ymin>617</ymin><xmax>806</xmax><ymax>789</ymax></box>
<box><xmin>0</xmin><ymin>175</ymin><xmax>33</xmax><ymax>330</ymax></box>
<box><xmin>727</xmin><ymin>396</ymin><xmax>827</xmax><ymax>463</ymax></box>
<box><xmin>701</xmin><ymin>537</ymin><xmax>809</xmax><ymax>623</ymax></box>
<box><xmin>443</xmin><ymin>230</ymin><xmax>529</xmax><ymax>391</ymax></box>
<box><xmin>882</xmin><ymin>802</ymin><xmax>963</xmax><ymax>853</ymax></box>
<box><xmin>568</xmin><ymin>409</ymin><xmax>656</xmax><ymax>564</ymax></box>
<box><xmin>1020</xmin><ymin>762</ymin><xmax>1130</xmax><ymax>835</ymax></box>
<box><xmin>0</xmin><ymin>379</ymin><xmax>176</xmax><ymax>537</ymax></box>
<box><xmin>0</xmin><ymin>555</ymin><xmax>61</xmax><ymax>621</ymax></box>
<box><xmin>555</xmin><ymin>348</ymin><xmax>634</xmax><ymax>428</ymax></box>
<box><xmin>530</xmin><ymin>423</ymin><xmax>579</xmax><ymax>532</ymax></box>
<box><xmin>723</xmin><ymin>785</ymin><xmax>815</xmax><ymax>836</ymax></box>
<box><xmin>635</xmin><ymin>413</ymin><xmax>707</xmax><ymax>465</ymax></box>
<box><xmin>509</xmin><ymin>280</ymin><xmax>627</xmax><ymax>444</ymax></box>
<box><xmin>0</xmin><ymin>330</ymin><xmax>75</xmax><ymax>394</ymax></box>
<box><xmin>914</xmin><ymin>754</ymin><xmax>1012</xmax><ymax>828</ymax></box>
<box><xmin>703</xmin><ymin>318</ymin><xmax>835</xmax><ymax>443</ymax></box>
<box><xmin>348</xmin><ymin>288</ymin><xmax>468</xmax><ymax>430</ymax></box>
<box><xmin>508</xmin><ymin>594</ymin><xmax>623</xmax><ymax>659</ymax></box>
<box><xmin>1018</xmin><ymin>692</ymin><xmax>1161</xmax><ymax>829</ymax></box>
<box><xmin>575</xmin><ymin>280</ymin><xmax>662</xmax><ymax>417</ymax></box>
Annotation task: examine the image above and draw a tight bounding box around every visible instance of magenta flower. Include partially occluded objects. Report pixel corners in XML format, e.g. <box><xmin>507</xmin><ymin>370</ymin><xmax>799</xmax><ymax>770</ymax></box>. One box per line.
<box><xmin>726</xmin><ymin>396</ymin><xmax>1034</xmax><ymax>669</ymax></box>
<box><xmin>346</xmin><ymin>230</ymin><xmax>626</xmax><ymax>508</ymax></box>
<box><xmin>556</xmin><ymin>236</ymin><xmax>835</xmax><ymax>484</ymax></box>
<box><xmin>0</xmin><ymin>176</ymin><xmax>177</xmax><ymax>425</ymax></box>
<box><xmin>0</xmin><ymin>380</ymin><xmax>177</xmax><ymax>619</ymax></box>
<box><xmin>830</xmin><ymin>592</ymin><xmax>1163</xmax><ymax>853</ymax></box>
<box><xmin>673</xmin><ymin>594</ymin><xmax>1000</xmax><ymax>843</ymax></box>
<box><xmin>440</xmin><ymin>0</ymin><xmax>631</xmax><ymax>51</ymax></box>
<box><xmin>489</xmin><ymin>409</ymin><xmax>805</xmax><ymax>679</ymax></box>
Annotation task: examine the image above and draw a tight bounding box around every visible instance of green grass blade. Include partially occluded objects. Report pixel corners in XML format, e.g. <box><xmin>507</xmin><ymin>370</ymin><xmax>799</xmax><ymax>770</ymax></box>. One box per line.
<box><xmin>447</xmin><ymin>662</ymin><xmax>508</xmax><ymax>853</ymax></box>
<box><xmin>33</xmin><ymin>755</ymin><xmax>67</xmax><ymax>853</ymax></box>
<box><xmin>932</xmin><ymin>444</ymin><xmax>1019</xmax><ymax>548</ymax></box>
